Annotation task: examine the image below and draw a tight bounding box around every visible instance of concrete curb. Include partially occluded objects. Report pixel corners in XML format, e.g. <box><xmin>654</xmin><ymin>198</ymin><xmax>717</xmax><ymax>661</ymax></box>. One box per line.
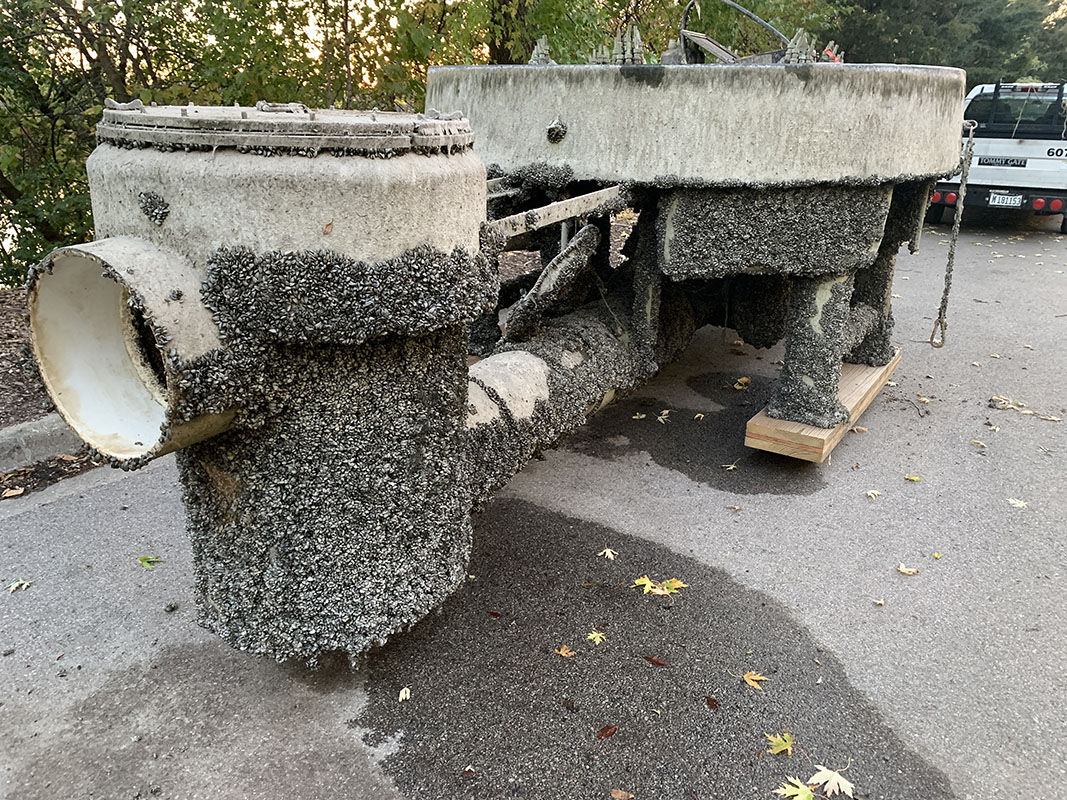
<box><xmin>0</xmin><ymin>413</ymin><xmax>81</xmax><ymax>473</ymax></box>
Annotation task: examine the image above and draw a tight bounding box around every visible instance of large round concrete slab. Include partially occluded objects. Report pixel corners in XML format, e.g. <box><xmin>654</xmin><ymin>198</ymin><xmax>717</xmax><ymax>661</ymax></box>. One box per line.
<box><xmin>426</xmin><ymin>63</ymin><xmax>965</xmax><ymax>187</ymax></box>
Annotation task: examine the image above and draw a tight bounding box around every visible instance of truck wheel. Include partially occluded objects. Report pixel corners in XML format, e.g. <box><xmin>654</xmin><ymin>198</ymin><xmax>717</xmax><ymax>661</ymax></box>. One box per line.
<box><xmin>925</xmin><ymin>205</ymin><xmax>945</xmax><ymax>225</ymax></box>
<box><xmin>1060</xmin><ymin>214</ymin><xmax>1067</xmax><ymax>234</ymax></box>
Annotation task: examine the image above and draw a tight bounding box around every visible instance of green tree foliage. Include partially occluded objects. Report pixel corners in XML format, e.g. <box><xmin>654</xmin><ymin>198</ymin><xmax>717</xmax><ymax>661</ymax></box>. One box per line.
<box><xmin>819</xmin><ymin>0</ymin><xmax>1067</xmax><ymax>88</ymax></box>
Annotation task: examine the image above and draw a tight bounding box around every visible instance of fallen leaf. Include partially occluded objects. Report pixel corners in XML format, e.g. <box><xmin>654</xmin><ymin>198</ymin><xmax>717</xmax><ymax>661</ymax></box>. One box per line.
<box><xmin>705</xmin><ymin>696</ymin><xmax>719</xmax><ymax>709</ymax></box>
<box><xmin>765</xmin><ymin>731</ymin><xmax>795</xmax><ymax>756</ymax></box>
<box><xmin>138</xmin><ymin>556</ymin><xmax>163</xmax><ymax>569</ymax></box>
<box><xmin>970</xmin><ymin>440</ymin><xmax>987</xmax><ymax>448</ymax></box>
<box><xmin>886</xmin><ymin>380</ymin><xmax>898</xmax><ymax>387</ymax></box>
<box><xmin>657</xmin><ymin>414</ymin><xmax>670</xmax><ymax>425</ymax></box>
<box><xmin>932</xmin><ymin>552</ymin><xmax>943</xmax><ymax>559</ymax></box>
<box><xmin>554</xmin><ymin>644</ymin><xmax>576</xmax><ymax>658</ymax></box>
<box><xmin>904</xmin><ymin>474</ymin><xmax>923</xmax><ymax>482</ymax></box>
<box><xmin>743</xmin><ymin>670</ymin><xmax>769</xmax><ymax>690</ymax></box>
<box><xmin>971</xmin><ymin>361</ymin><xmax>981</xmax><ymax>367</ymax></box>
<box><xmin>631</xmin><ymin>575</ymin><xmax>654</xmax><ymax>594</ymax></box>
<box><xmin>1039</xmin><ymin>415</ymin><xmax>1062</xmax><ymax>422</ymax></box>
<box><xmin>721</xmin><ymin>460</ymin><xmax>739</xmax><ymax>471</ymax></box>
<box><xmin>990</xmin><ymin>353</ymin><xmax>1001</xmax><ymax>358</ymax></box>
<box><xmin>1007</xmin><ymin>498</ymin><xmax>1028</xmax><ymax>508</ymax></box>
<box><xmin>488</xmin><ymin>611</ymin><xmax>501</xmax><ymax>617</ymax></box>
<box><xmin>2</xmin><ymin>487</ymin><xmax>25</xmax><ymax>498</ymax></box>
<box><xmin>726</xmin><ymin>505</ymin><xmax>742</xmax><ymax>513</ymax></box>
<box><xmin>587</xmin><ymin>630</ymin><xmax>607</xmax><ymax>645</ymax></box>
<box><xmin>644</xmin><ymin>656</ymin><xmax>667</xmax><ymax>666</ymax></box>
<box><xmin>596</xmin><ymin>724</ymin><xmax>618</xmax><ymax>740</ymax></box>
<box><xmin>865</xmin><ymin>490</ymin><xmax>882</xmax><ymax>499</ymax></box>
<box><xmin>774</xmin><ymin>777</ymin><xmax>815</xmax><ymax>800</ymax></box>
<box><xmin>850</xmin><ymin>425</ymin><xmax>868</xmax><ymax>433</ymax></box>
<box><xmin>398</xmin><ymin>686</ymin><xmax>411</xmax><ymax>702</ymax></box>
<box><xmin>610</xmin><ymin>791</ymin><xmax>634</xmax><ymax>800</ymax></box>
<box><xmin>873</xmin><ymin>597</ymin><xmax>885</xmax><ymax>606</ymax></box>
<box><xmin>917</xmin><ymin>394</ymin><xmax>931</xmax><ymax>404</ymax></box>
<box><xmin>733</xmin><ymin>377</ymin><xmax>750</xmax><ymax>391</ymax></box>
<box><xmin>808</xmin><ymin>765</ymin><xmax>855</xmax><ymax>798</ymax></box>
<box><xmin>632</xmin><ymin>412</ymin><xmax>647</xmax><ymax>420</ymax></box>
<box><xmin>891</xmin><ymin>293</ymin><xmax>902</xmax><ymax>298</ymax></box>
<box><xmin>6</xmin><ymin>579</ymin><xmax>34</xmax><ymax>593</ymax></box>
<box><xmin>733</xmin><ymin>339</ymin><xmax>745</xmax><ymax>346</ymax></box>
<box><xmin>598</xmin><ymin>547</ymin><xmax>618</xmax><ymax>561</ymax></box>
<box><xmin>322</xmin><ymin>220</ymin><xmax>334</xmax><ymax>235</ymax></box>
<box><xmin>1024</xmin><ymin>344</ymin><xmax>1033</xmax><ymax>350</ymax></box>
<box><xmin>897</xmin><ymin>562</ymin><xmax>920</xmax><ymax>576</ymax></box>
<box><xmin>694</xmin><ymin>413</ymin><xmax>705</xmax><ymax>420</ymax></box>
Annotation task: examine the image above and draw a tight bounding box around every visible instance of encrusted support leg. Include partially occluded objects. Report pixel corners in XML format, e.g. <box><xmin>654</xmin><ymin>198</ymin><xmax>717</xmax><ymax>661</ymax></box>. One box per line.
<box><xmin>845</xmin><ymin>237</ymin><xmax>898</xmax><ymax>366</ymax></box>
<box><xmin>766</xmin><ymin>272</ymin><xmax>855</xmax><ymax>428</ymax></box>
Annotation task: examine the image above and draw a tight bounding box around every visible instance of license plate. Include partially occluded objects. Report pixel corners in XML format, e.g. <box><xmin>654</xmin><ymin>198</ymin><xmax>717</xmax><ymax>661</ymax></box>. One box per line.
<box><xmin>988</xmin><ymin>192</ymin><xmax>1023</xmax><ymax>208</ymax></box>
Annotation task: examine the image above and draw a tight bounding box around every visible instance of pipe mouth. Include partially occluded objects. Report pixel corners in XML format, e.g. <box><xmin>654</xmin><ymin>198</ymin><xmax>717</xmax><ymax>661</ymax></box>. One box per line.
<box><xmin>30</xmin><ymin>252</ymin><xmax>170</xmax><ymax>460</ymax></box>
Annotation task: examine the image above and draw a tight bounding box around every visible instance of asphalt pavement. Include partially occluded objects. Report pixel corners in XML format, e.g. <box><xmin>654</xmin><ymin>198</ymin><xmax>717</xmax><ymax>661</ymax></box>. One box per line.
<box><xmin>1</xmin><ymin>211</ymin><xmax>1064</xmax><ymax>800</ymax></box>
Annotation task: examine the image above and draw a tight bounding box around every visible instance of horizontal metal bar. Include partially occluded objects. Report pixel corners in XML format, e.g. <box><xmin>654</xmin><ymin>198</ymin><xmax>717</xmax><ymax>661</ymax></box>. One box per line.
<box><xmin>485</xmin><ymin>186</ymin><xmax>622</xmax><ymax>239</ymax></box>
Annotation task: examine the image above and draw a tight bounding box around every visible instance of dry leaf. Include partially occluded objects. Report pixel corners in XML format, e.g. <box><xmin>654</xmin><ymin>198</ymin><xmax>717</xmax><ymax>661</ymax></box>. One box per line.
<box><xmin>1039</xmin><ymin>415</ymin><xmax>1062</xmax><ymax>422</ymax></box>
<box><xmin>971</xmin><ymin>361</ymin><xmax>981</xmax><ymax>367</ymax></box>
<box><xmin>632</xmin><ymin>412</ymin><xmax>647</xmax><ymax>420</ymax></box>
<box><xmin>644</xmin><ymin>656</ymin><xmax>667</xmax><ymax>666</ymax></box>
<box><xmin>1007</xmin><ymin>498</ymin><xmax>1028</xmax><ymax>508</ymax></box>
<box><xmin>398</xmin><ymin>686</ymin><xmax>411</xmax><ymax>702</ymax></box>
<box><xmin>694</xmin><ymin>413</ymin><xmax>705</xmax><ymax>420</ymax></box>
<box><xmin>743</xmin><ymin>670</ymin><xmax>769</xmax><ymax>690</ymax></box>
<box><xmin>598</xmin><ymin>547</ymin><xmax>618</xmax><ymax>561</ymax></box>
<box><xmin>610</xmin><ymin>791</ymin><xmax>634</xmax><ymax>800</ymax></box>
<box><xmin>1024</xmin><ymin>344</ymin><xmax>1034</xmax><ymax>350</ymax></box>
<box><xmin>850</xmin><ymin>425</ymin><xmax>868</xmax><ymax>433</ymax></box>
<box><xmin>705</xmin><ymin>696</ymin><xmax>719</xmax><ymax>710</ymax></box>
<box><xmin>322</xmin><ymin>220</ymin><xmax>334</xmax><ymax>235</ymax></box>
<box><xmin>865</xmin><ymin>490</ymin><xmax>882</xmax><ymax>499</ymax></box>
<box><xmin>765</xmin><ymin>731</ymin><xmax>795</xmax><ymax>756</ymax></box>
<box><xmin>970</xmin><ymin>439</ymin><xmax>987</xmax><ymax>448</ymax></box>
<box><xmin>990</xmin><ymin>353</ymin><xmax>1001</xmax><ymax>358</ymax></box>
<box><xmin>596</xmin><ymin>724</ymin><xmax>618</xmax><ymax>740</ymax></box>
<box><xmin>733</xmin><ymin>377</ymin><xmax>750</xmax><ymax>391</ymax></box>
<box><xmin>891</xmin><ymin>292</ymin><xmax>902</xmax><ymax>298</ymax></box>
<box><xmin>2</xmin><ymin>487</ymin><xmax>25</xmax><ymax>498</ymax></box>
<box><xmin>725</xmin><ymin>505</ymin><xmax>742</xmax><ymax>513</ymax></box>
<box><xmin>733</xmin><ymin>339</ymin><xmax>745</xmax><ymax>346</ymax></box>
<box><xmin>554</xmin><ymin>644</ymin><xmax>576</xmax><ymax>658</ymax></box>
<box><xmin>904</xmin><ymin>474</ymin><xmax>923</xmax><ymax>482</ymax></box>
<box><xmin>808</xmin><ymin>765</ymin><xmax>855</xmax><ymax>798</ymax></box>
<box><xmin>918</xmin><ymin>395</ymin><xmax>931</xmax><ymax>404</ymax></box>
<box><xmin>897</xmin><ymin>562</ymin><xmax>920</xmax><ymax>576</ymax></box>
<box><xmin>721</xmin><ymin>461</ymin><xmax>739</xmax><ymax>471</ymax></box>
<box><xmin>886</xmin><ymin>380</ymin><xmax>898</xmax><ymax>387</ymax></box>
<box><xmin>873</xmin><ymin>597</ymin><xmax>885</xmax><ymax>606</ymax></box>
<box><xmin>6</xmin><ymin>579</ymin><xmax>34</xmax><ymax>593</ymax></box>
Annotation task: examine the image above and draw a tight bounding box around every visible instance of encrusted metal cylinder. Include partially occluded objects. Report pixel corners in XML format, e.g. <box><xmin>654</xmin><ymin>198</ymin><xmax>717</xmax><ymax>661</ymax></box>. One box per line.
<box><xmin>31</xmin><ymin>106</ymin><xmax>495</xmax><ymax>662</ymax></box>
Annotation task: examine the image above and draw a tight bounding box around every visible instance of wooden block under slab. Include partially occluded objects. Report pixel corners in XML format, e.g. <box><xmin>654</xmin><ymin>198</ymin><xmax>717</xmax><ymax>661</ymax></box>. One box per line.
<box><xmin>744</xmin><ymin>348</ymin><xmax>902</xmax><ymax>463</ymax></box>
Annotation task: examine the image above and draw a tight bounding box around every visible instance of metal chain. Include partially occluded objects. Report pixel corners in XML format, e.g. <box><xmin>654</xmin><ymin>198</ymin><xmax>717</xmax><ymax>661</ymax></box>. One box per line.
<box><xmin>930</xmin><ymin>120</ymin><xmax>978</xmax><ymax>348</ymax></box>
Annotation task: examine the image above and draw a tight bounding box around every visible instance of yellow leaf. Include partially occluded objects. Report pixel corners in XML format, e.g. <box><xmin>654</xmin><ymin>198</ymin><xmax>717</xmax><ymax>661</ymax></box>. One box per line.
<box><xmin>865</xmin><ymin>490</ymin><xmax>882</xmax><ymax>499</ymax></box>
<box><xmin>743</xmin><ymin>670</ymin><xmax>769</xmax><ymax>690</ymax></box>
<box><xmin>661</xmin><ymin>578</ymin><xmax>688</xmax><ymax>591</ymax></box>
<box><xmin>631</xmin><ymin>575</ymin><xmax>654</xmax><ymax>594</ymax></box>
<box><xmin>2</xmin><ymin>487</ymin><xmax>25</xmax><ymax>498</ymax></box>
<box><xmin>897</xmin><ymin>562</ymin><xmax>920</xmax><ymax>576</ymax></box>
<box><xmin>765</xmin><ymin>731</ymin><xmax>795</xmax><ymax>756</ymax></box>
<box><xmin>904</xmin><ymin>474</ymin><xmax>923</xmax><ymax>482</ymax></box>
<box><xmin>932</xmin><ymin>552</ymin><xmax>943</xmax><ymax>559</ymax></box>
<box><xmin>733</xmin><ymin>377</ymin><xmax>751</xmax><ymax>391</ymax></box>
<box><xmin>598</xmin><ymin>547</ymin><xmax>618</xmax><ymax>561</ymax></box>
<box><xmin>774</xmin><ymin>777</ymin><xmax>815</xmax><ymax>800</ymax></box>
<box><xmin>1007</xmin><ymin>498</ymin><xmax>1027</xmax><ymax>508</ymax></box>
<box><xmin>554</xmin><ymin>644</ymin><xmax>576</xmax><ymax>658</ymax></box>
<box><xmin>587</xmin><ymin>630</ymin><xmax>606</xmax><ymax>645</ymax></box>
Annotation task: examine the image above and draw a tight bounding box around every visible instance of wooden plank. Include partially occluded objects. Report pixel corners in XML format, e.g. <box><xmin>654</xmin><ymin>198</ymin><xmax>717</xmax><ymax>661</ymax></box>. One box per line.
<box><xmin>485</xmin><ymin>186</ymin><xmax>622</xmax><ymax>239</ymax></box>
<box><xmin>744</xmin><ymin>348</ymin><xmax>902</xmax><ymax>463</ymax></box>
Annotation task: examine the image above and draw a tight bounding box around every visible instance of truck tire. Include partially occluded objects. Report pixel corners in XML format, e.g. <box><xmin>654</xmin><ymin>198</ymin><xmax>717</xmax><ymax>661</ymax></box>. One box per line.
<box><xmin>925</xmin><ymin>204</ymin><xmax>946</xmax><ymax>225</ymax></box>
<box><xmin>1060</xmin><ymin>214</ymin><xmax>1067</xmax><ymax>234</ymax></box>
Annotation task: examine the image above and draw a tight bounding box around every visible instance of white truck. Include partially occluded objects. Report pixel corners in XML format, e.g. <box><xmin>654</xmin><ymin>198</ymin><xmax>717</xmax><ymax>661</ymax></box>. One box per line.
<box><xmin>930</xmin><ymin>81</ymin><xmax>1067</xmax><ymax>232</ymax></box>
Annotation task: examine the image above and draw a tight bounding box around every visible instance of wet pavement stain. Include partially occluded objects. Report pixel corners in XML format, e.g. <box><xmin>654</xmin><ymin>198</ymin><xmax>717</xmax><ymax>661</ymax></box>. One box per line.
<box><xmin>566</xmin><ymin>372</ymin><xmax>828</xmax><ymax>496</ymax></box>
<box><xmin>356</xmin><ymin>498</ymin><xmax>954</xmax><ymax>800</ymax></box>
